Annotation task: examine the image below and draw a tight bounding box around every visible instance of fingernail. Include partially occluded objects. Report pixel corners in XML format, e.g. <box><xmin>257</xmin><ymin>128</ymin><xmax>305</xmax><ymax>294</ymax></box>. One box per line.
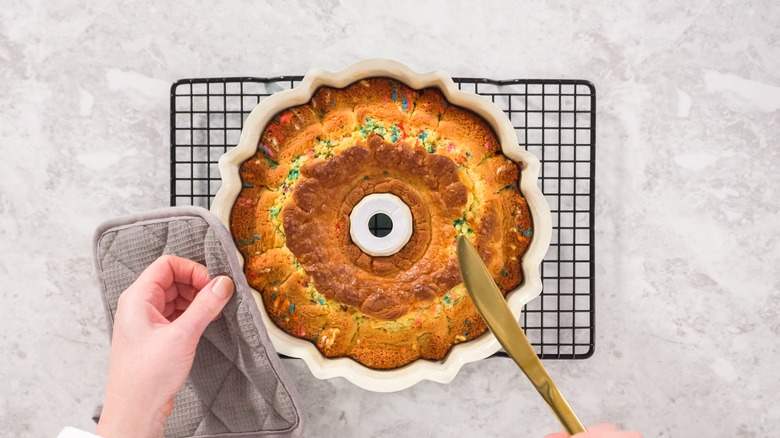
<box><xmin>212</xmin><ymin>276</ymin><xmax>234</xmax><ymax>299</ymax></box>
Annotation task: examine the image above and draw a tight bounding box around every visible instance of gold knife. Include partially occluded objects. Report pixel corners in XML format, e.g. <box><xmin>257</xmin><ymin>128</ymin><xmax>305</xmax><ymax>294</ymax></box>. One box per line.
<box><xmin>456</xmin><ymin>236</ymin><xmax>586</xmax><ymax>435</ymax></box>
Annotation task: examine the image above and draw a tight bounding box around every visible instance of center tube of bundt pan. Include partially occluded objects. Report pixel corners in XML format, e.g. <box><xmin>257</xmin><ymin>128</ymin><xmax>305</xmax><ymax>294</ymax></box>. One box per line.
<box><xmin>349</xmin><ymin>193</ymin><xmax>413</xmax><ymax>257</ymax></box>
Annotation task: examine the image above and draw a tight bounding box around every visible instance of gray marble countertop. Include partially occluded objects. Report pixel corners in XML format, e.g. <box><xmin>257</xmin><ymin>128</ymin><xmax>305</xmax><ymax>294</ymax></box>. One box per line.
<box><xmin>2</xmin><ymin>1</ymin><xmax>778</xmax><ymax>436</ymax></box>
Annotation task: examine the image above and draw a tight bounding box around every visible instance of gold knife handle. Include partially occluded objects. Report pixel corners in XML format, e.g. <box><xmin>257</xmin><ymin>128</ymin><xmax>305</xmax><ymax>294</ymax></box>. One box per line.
<box><xmin>511</xmin><ymin>351</ymin><xmax>586</xmax><ymax>435</ymax></box>
<box><xmin>534</xmin><ymin>374</ymin><xmax>586</xmax><ymax>435</ymax></box>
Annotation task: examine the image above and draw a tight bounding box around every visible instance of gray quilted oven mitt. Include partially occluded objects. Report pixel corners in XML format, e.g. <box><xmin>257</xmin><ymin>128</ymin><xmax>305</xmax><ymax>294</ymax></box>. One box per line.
<box><xmin>93</xmin><ymin>206</ymin><xmax>305</xmax><ymax>437</ymax></box>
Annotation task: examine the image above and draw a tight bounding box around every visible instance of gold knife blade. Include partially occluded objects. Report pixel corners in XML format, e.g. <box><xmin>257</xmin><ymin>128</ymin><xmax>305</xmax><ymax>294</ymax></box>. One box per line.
<box><xmin>457</xmin><ymin>236</ymin><xmax>586</xmax><ymax>435</ymax></box>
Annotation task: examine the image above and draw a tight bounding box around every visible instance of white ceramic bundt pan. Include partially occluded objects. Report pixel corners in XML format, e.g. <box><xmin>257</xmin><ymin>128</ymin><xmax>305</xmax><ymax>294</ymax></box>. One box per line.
<box><xmin>210</xmin><ymin>59</ymin><xmax>552</xmax><ymax>392</ymax></box>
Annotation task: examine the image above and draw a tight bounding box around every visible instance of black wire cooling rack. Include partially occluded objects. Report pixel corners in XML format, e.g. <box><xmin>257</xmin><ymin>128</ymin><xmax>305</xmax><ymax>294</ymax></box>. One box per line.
<box><xmin>170</xmin><ymin>76</ymin><xmax>596</xmax><ymax>360</ymax></box>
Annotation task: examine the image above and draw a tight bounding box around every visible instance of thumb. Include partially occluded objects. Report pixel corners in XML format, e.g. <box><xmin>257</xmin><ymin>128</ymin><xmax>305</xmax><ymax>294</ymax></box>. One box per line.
<box><xmin>174</xmin><ymin>276</ymin><xmax>234</xmax><ymax>336</ymax></box>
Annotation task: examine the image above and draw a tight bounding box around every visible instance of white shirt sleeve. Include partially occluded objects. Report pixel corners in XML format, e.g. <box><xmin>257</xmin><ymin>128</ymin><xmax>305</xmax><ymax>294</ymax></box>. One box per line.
<box><xmin>57</xmin><ymin>427</ymin><xmax>102</xmax><ymax>438</ymax></box>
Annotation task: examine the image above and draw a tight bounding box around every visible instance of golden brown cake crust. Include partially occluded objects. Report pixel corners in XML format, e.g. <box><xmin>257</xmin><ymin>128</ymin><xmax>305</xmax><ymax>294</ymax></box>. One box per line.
<box><xmin>230</xmin><ymin>78</ymin><xmax>533</xmax><ymax>369</ymax></box>
<box><xmin>284</xmin><ymin>135</ymin><xmax>467</xmax><ymax>320</ymax></box>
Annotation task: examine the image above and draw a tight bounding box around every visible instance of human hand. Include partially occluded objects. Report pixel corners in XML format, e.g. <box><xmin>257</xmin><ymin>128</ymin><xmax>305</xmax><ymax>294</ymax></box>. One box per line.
<box><xmin>95</xmin><ymin>255</ymin><xmax>235</xmax><ymax>438</ymax></box>
<box><xmin>544</xmin><ymin>423</ymin><xmax>643</xmax><ymax>438</ymax></box>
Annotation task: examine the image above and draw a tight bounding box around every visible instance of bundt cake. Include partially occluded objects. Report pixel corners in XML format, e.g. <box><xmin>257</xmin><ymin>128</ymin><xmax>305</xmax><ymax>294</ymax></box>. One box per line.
<box><xmin>230</xmin><ymin>78</ymin><xmax>532</xmax><ymax>369</ymax></box>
